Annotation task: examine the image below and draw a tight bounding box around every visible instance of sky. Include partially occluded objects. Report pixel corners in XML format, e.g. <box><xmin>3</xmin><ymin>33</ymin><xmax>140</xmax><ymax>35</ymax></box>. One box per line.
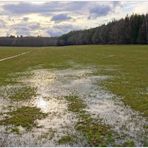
<box><xmin>0</xmin><ymin>1</ymin><xmax>148</xmax><ymax>37</ymax></box>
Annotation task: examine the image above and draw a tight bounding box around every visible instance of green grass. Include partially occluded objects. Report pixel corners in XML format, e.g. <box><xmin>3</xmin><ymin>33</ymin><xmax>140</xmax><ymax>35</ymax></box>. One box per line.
<box><xmin>0</xmin><ymin>47</ymin><xmax>29</xmax><ymax>59</ymax></box>
<box><xmin>0</xmin><ymin>45</ymin><xmax>147</xmax><ymax>116</ymax></box>
<box><xmin>0</xmin><ymin>106</ymin><xmax>47</xmax><ymax>130</ymax></box>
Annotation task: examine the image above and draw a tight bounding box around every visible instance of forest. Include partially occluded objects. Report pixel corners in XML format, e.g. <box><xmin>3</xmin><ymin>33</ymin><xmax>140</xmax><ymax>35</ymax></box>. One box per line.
<box><xmin>0</xmin><ymin>14</ymin><xmax>147</xmax><ymax>46</ymax></box>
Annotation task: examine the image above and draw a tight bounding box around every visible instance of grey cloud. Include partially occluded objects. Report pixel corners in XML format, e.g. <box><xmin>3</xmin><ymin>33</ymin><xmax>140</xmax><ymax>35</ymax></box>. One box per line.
<box><xmin>15</xmin><ymin>23</ymin><xmax>40</xmax><ymax>30</ymax></box>
<box><xmin>2</xmin><ymin>1</ymin><xmax>90</xmax><ymax>16</ymax></box>
<box><xmin>3</xmin><ymin>1</ymin><xmax>121</xmax><ymax>21</ymax></box>
<box><xmin>22</xmin><ymin>17</ymin><xmax>29</xmax><ymax>21</ymax></box>
<box><xmin>51</xmin><ymin>14</ymin><xmax>72</xmax><ymax>22</ymax></box>
<box><xmin>11</xmin><ymin>22</ymin><xmax>41</xmax><ymax>36</ymax></box>
<box><xmin>47</xmin><ymin>30</ymin><xmax>62</xmax><ymax>37</ymax></box>
<box><xmin>16</xmin><ymin>28</ymin><xmax>31</xmax><ymax>36</ymax></box>
<box><xmin>3</xmin><ymin>2</ymin><xmax>60</xmax><ymax>15</ymax></box>
<box><xmin>0</xmin><ymin>20</ymin><xmax>6</xmax><ymax>28</ymax></box>
<box><xmin>89</xmin><ymin>2</ymin><xmax>122</xmax><ymax>19</ymax></box>
<box><xmin>89</xmin><ymin>5</ymin><xmax>112</xmax><ymax>18</ymax></box>
<box><xmin>47</xmin><ymin>24</ymin><xmax>81</xmax><ymax>37</ymax></box>
<box><xmin>55</xmin><ymin>24</ymin><xmax>81</xmax><ymax>32</ymax></box>
<box><xmin>112</xmin><ymin>1</ymin><xmax>122</xmax><ymax>7</ymax></box>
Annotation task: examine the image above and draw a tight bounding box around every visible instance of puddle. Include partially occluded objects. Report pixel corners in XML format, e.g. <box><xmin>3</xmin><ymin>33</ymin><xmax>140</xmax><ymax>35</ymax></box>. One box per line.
<box><xmin>0</xmin><ymin>68</ymin><xmax>147</xmax><ymax>146</ymax></box>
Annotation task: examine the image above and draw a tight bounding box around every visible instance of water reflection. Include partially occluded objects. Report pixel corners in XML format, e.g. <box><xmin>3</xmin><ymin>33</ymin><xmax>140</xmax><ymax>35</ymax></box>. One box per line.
<box><xmin>35</xmin><ymin>96</ymin><xmax>49</xmax><ymax>113</ymax></box>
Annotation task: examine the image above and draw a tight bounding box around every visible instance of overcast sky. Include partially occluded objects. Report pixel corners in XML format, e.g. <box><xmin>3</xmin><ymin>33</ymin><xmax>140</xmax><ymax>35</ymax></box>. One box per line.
<box><xmin>0</xmin><ymin>1</ymin><xmax>148</xmax><ymax>37</ymax></box>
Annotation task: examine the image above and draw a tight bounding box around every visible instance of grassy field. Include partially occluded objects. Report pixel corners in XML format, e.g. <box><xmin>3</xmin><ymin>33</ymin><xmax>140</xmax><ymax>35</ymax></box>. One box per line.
<box><xmin>0</xmin><ymin>45</ymin><xmax>147</xmax><ymax>116</ymax></box>
<box><xmin>0</xmin><ymin>45</ymin><xmax>147</xmax><ymax>146</ymax></box>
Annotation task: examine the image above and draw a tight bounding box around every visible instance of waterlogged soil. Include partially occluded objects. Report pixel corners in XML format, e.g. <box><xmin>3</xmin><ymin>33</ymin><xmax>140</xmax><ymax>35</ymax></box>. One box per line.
<box><xmin>0</xmin><ymin>68</ymin><xmax>147</xmax><ymax>146</ymax></box>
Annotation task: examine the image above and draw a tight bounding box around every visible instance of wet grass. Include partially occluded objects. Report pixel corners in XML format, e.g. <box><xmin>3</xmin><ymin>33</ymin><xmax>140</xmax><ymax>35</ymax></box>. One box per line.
<box><xmin>58</xmin><ymin>135</ymin><xmax>75</xmax><ymax>145</ymax></box>
<box><xmin>0</xmin><ymin>106</ymin><xmax>47</xmax><ymax>130</ymax></box>
<box><xmin>9</xmin><ymin>86</ymin><xmax>36</xmax><ymax>101</ymax></box>
<box><xmin>65</xmin><ymin>95</ymin><xmax>86</xmax><ymax>113</ymax></box>
<box><xmin>39</xmin><ymin>128</ymin><xmax>55</xmax><ymax>141</ymax></box>
<box><xmin>122</xmin><ymin>140</ymin><xmax>135</xmax><ymax>147</ymax></box>
<box><xmin>0</xmin><ymin>45</ymin><xmax>147</xmax><ymax>116</ymax></box>
<box><xmin>65</xmin><ymin>95</ymin><xmax>115</xmax><ymax>146</ymax></box>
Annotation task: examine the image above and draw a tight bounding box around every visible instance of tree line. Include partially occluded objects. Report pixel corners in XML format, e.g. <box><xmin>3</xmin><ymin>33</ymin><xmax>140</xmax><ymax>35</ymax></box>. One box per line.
<box><xmin>0</xmin><ymin>14</ymin><xmax>147</xmax><ymax>46</ymax></box>
<box><xmin>0</xmin><ymin>36</ymin><xmax>58</xmax><ymax>46</ymax></box>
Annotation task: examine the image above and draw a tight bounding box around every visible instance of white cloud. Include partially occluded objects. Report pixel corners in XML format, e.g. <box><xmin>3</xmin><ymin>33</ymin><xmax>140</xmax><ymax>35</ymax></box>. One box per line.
<box><xmin>132</xmin><ymin>2</ymin><xmax>148</xmax><ymax>14</ymax></box>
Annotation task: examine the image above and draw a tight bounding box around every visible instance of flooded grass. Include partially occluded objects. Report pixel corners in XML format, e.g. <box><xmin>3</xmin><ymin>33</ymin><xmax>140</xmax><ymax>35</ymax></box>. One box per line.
<box><xmin>65</xmin><ymin>95</ymin><xmax>86</xmax><ymax>113</ymax></box>
<box><xmin>65</xmin><ymin>95</ymin><xmax>115</xmax><ymax>146</ymax></box>
<box><xmin>0</xmin><ymin>45</ymin><xmax>148</xmax><ymax>146</ymax></box>
<box><xmin>38</xmin><ymin>128</ymin><xmax>55</xmax><ymax>141</ymax></box>
<box><xmin>0</xmin><ymin>68</ymin><xmax>147</xmax><ymax>146</ymax></box>
<box><xmin>58</xmin><ymin>135</ymin><xmax>75</xmax><ymax>145</ymax></box>
<box><xmin>0</xmin><ymin>106</ymin><xmax>47</xmax><ymax>130</ymax></box>
<box><xmin>9</xmin><ymin>87</ymin><xmax>36</xmax><ymax>101</ymax></box>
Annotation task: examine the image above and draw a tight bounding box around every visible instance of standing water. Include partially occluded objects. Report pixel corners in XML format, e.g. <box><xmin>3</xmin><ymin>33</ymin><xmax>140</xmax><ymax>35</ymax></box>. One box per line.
<box><xmin>0</xmin><ymin>68</ymin><xmax>147</xmax><ymax>146</ymax></box>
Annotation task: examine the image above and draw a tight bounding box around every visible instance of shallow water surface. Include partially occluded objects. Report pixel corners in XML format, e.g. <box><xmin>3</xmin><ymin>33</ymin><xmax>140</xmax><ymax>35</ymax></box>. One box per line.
<box><xmin>0</xmin><ymin>68</ymin><xmax>147</xmax><ymax>146</ymax></box>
